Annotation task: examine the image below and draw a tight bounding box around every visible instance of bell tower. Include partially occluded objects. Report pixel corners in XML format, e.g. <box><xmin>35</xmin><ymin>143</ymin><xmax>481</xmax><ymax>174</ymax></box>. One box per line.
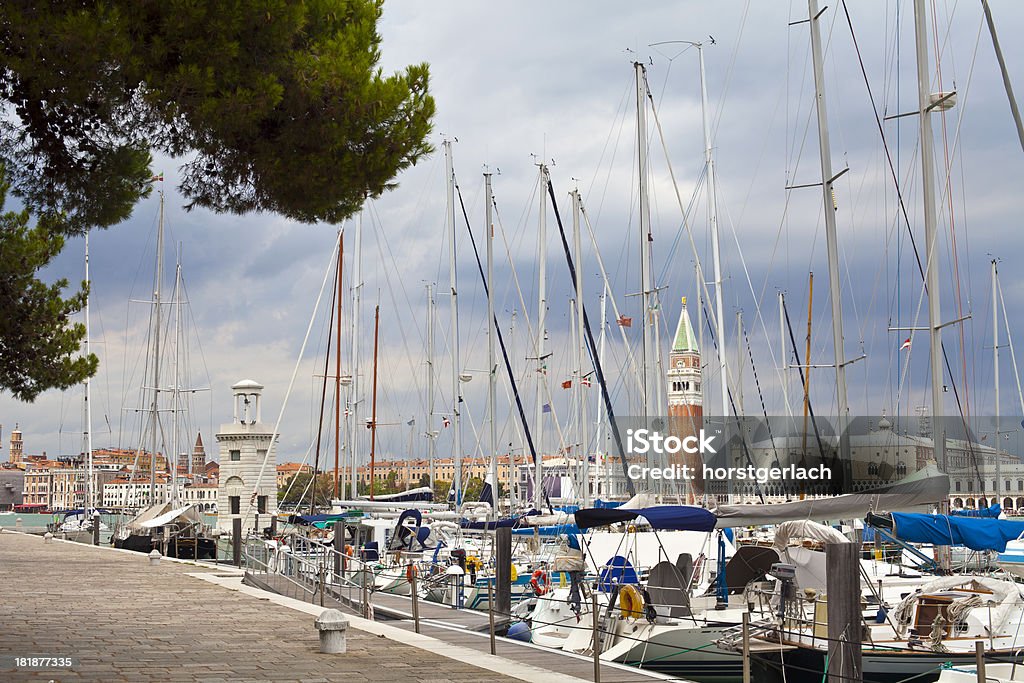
<box><xmin>666</xmin><ymin>298</ymin><xmax>704</xmax><ymax>498</ymax></box>
<box><xmin>9</xmin><ymin>424</ymin><xmax>23</xmax><ymax>466</ymax></box>
<box><xmin>216</xmin><ymin>380</ymin><xmax>278</xmax><ymax>532</ymax></box>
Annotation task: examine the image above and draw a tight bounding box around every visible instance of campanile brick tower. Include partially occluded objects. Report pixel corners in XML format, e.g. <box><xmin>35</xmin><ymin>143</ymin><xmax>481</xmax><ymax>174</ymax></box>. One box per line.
<box><xmin>666</xmin><ymin>298</ymin><xmax>704</xmax><ymax>499</ymax></box>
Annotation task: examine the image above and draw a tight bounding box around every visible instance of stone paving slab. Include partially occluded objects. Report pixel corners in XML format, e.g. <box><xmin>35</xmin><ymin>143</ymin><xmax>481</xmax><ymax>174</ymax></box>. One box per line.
<box><xmin>0</xmin><ymin>532</ymin><xmax>524</xmax><ymax>682</ymax></box>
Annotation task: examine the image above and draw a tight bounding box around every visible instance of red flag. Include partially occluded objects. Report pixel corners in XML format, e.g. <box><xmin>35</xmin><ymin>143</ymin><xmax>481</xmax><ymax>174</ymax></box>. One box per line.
<box><xmin>900</xmin><ymin>338</ymin><xmax>911</xmax><ymax>351</ymax></box>
<box><xmin>442</xmin><ymin>416</ymin><xmax>451</xmax><ymax>428</ymax></box>
<box><xmin>617</xmin><ymin>315</ymin><xmax>632</xmax><ymax>328</ymax></box>
<box><xmin>149</xmin><ymin>173</ymin><xmax>164</xmax><ymax>182</ymax></box>
<box><xmin>561</xmin><ymin>380</ymin><xmax>572</xmax><ymax>389</ymax></box>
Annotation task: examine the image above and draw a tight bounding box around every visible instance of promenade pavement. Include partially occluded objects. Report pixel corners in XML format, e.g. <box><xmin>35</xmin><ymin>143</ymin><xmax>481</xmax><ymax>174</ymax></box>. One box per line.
<box><xmin>0</xmin><ymin>530</ymin><xmax>525</xmax><ymax>682</ymax></box>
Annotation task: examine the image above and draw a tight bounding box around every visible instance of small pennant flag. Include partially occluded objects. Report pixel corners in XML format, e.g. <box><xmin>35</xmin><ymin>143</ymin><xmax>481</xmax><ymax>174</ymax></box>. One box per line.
<box><xmin>542</xmin><ymin>403</ymin><xmax>552</xmax><ymax>413</ymax></box>
<box><xmin>442</xmin><ymin>416</ymin><xmax>451</xmax><ymax>428</ymax></box>
<box><xmin>149</xmin><ymin>173</ymin><xmax>164</xmax><ymax>182</ymax></box>
<box><xmin>581</xmin><ymin>376</ymin><xmax>592</xmax><ymax>388</ymax></box>
<box><xmin>561</xmin><ymin>380</ymin><xmax>572</xmax><ymax>389</ymax></box>
<box><xmin>900</xmin><ymin>338</ymin><xmax>912</xmax><ymax>351</ymax></box>
<box><xmin>617</xmin><ymin>315</ymin><xmax>632</xmax><ymax>328</ymax></box>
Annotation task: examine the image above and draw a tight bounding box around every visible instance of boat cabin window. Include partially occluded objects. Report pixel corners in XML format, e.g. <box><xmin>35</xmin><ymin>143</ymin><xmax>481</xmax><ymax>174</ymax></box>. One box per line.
<box><xmin>229</xmin><ymin>496</ymin><xmax>240</xmax><ymax>515</ymax></box>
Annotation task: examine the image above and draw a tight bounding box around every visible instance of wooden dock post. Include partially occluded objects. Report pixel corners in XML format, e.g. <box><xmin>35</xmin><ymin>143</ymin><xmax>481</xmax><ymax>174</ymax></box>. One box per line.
<box><xmin>495</xmin><ymin>527</ymin><xmax>512</xmax><ymax>622</ymax></box>
<box><xmin>232</xmin><ymin>517</ymin><xmax>242</xmax><ymax>568</ymax></box>
<box><xmin>825</xmin><ymin>542</ymin><xmax>861</xmax><ymax>683</ymax></box>
<box><xmin>975</xmin><ymin>640</ymin><xmax>986</xmax><ymax>683</ymax></box>
<box><xmin>742</xmin><ymin>611</ymin><xmax>751</xmax><ymax>683</ymax></box>
<box><xmin>270</xmin><ymin>515</ymin><xmax>278</xmax><ymax>538</ymax></box>
<box><xmin>92</xmin><ymin>511</ymin><xmax>100</xmax><ymax>546</ymax></box>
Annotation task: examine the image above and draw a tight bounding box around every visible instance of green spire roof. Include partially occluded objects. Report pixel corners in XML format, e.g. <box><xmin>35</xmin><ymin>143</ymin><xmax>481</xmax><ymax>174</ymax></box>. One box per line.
<box><xmin>673</xmin><ymin>298</ymin><xmax>698</xmax><ymax>353</ymax></box>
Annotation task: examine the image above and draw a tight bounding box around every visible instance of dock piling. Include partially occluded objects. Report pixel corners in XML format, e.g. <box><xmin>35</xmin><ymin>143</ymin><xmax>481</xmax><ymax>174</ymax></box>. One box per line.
<box><xmin>232</xmin><ymin>517</ymin><xmax>242</xmax><ymax>568</ymax></box>
<box><xmin>495</xmin><ymin>527</ymin><xmax>512</xmax><ymax>620</ymax></box>
<box><xmin>975</xmin><ymin>640</ymin><xmax>986</xmax><ymax>683</ymax></box>
<box><xmin>825</xmin><ymin>542</ymin><xmax>862</xmax><ymax>683</ymax></box>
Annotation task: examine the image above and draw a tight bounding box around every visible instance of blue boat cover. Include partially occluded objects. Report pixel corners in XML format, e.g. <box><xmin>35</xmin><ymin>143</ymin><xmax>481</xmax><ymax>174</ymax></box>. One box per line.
<box><xmin>61</xmin><ymin>508</ymin><xmax>114</xmax><ymax>517</ymax></box>
<box><xmin>460</xmin><ymin>509</ymin><xmax>541</xmax><ymax>531</ymax></box>
<box><xmin>889</xmin><ymin>512</ymin><xmax>1024</xmax><ymax>552</ymax></box>
<box><xmin>597</xmin><ymin>555</ymin><xmax>639</xmax><ymax>591</ymax></box>
<box><xmin>511</xmin><ymin>525</ymin><xmax>582</xmax><ymax>537</ymax></box>
<box><xmin>574</xmin><ymin>505</ymin><xmax>717</xmax><ymax>532</ymax></box>
<box><xmin>950</xmin><ymin>503</ymin><xmax>1001</xmax><ymax>518</ymax></box>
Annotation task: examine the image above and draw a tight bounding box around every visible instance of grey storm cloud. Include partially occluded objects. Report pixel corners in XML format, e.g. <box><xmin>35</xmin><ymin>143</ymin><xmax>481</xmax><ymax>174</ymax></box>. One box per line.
<box><xmin>3</xmin><ymin>1</ymin><xmax>1024</xmax><ymax>468</ymax></box>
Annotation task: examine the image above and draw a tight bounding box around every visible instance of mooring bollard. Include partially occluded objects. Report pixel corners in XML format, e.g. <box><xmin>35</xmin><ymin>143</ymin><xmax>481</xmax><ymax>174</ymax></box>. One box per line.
<box><xmin>44</xmin><ymin>532</ymin><xmax>54</xmax><ymax>544</ymax></box>
<box><xmin>315</xmin><ymin>609</ymin><xmax>349</xmax><ymax>654</ymax></box>
<box><xmin>15</xmin><ymin>517</ymin><xmax>22</xmax><ymax>530</ymax></box>
<box><xmin>149</xmin><ymin>549</ymin><xmax>162</xmax><ymax>566</ymax></box>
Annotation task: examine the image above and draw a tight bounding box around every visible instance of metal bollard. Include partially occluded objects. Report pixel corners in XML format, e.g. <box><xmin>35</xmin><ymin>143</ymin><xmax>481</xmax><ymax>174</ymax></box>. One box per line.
<box><xmin>44</xmin><ymin>532</ymin><xmax>54</xmax><ymax>544</ymax></box>
<box><xmin>315</xmin><ymin>609</ymin><xmax>349</xmax><ymax>654</ymax></box>
<box><xmin>149</xmin><ymin>549</ymin><xmax>162</xmax><ymax>566</ymax></box>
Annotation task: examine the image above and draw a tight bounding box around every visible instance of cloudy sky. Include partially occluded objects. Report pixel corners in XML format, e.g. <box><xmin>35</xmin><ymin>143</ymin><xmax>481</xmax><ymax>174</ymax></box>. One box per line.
<box><xmin>3</xmin><ymin>1</ymin><xmax>1024</xmax><ymax>472</ymax></box>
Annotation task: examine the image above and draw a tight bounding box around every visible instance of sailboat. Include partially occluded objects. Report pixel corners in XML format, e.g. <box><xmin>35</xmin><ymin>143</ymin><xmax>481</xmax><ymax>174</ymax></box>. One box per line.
<box><xmin>112</xmin><ymin>185</ymin><xmax>216</xmax><ymax>560</ymax></box>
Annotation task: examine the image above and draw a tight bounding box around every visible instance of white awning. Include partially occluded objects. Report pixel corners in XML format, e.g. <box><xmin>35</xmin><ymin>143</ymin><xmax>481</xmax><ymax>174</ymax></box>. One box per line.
<box><xmin>138</xmin><ymin>505</ymin><xmax>195</xmax><ymax>529</ymax></box>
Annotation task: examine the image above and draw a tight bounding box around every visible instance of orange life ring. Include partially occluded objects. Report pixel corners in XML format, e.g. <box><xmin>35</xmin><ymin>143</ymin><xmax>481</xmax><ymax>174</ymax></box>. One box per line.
<box><xmin>530</xmin><ymin>569</ymin><xmax>550</xmax><ymax>596</ymax></box>
<box><xmin>344</xmin><ymin>544</ymin><xmax>354</xmax><ymax>557</ymax></box>
<box><xmin>406</xmin><ymin>564</ymin><xmax>419</xmax><ymax>582</ymax></box>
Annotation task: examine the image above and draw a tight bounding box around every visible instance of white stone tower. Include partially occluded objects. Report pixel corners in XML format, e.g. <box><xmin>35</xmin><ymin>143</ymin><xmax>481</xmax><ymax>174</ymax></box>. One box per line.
<box><xmin>216</xmin><ymin>380</ymin><xmax>278</xmax><ymax>532</ymax></box>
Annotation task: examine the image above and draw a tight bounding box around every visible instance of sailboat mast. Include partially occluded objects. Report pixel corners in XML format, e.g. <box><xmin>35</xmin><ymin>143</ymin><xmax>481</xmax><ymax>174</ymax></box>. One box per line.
<box><xmin>369</xmin><ymin>305</ymin><xmax>380</xmax><ymax>500</ymax></box>
<box><xmin>994</xmin><ymin>259</ymin><xmax>1001</xmax><ymax>502</ymax></box>
<box><xmin>150</xmin><ymin>189</ymin><xmax>165</xmax><ymax>505</ymax></box>
<box><xmin>913</xmin><ymin>0</ymin><xmax>947</xmax><ymax>472</ymax></box>
<box><xmin>334</xmin><ymin>230</ymin><xmax>344</xmax><ymax>499</ymax></box>
<box><xmin>535</xmin><ymin>164</ymin><xmax>549</xmax><ymax>511</ymax></box>
<box><xmin>695</xmin><ymin>47</ymin><xmax>729</xmax><ymax>423</ymax></box>
<box><xmin>572</xmin><ymin>188</ymin><xmax>590</xmax><ymax>506</ymax></box>
<box><xmin>597</xmin><ymin>291</ymin><xmax>607</xmax><ymax>497</ymax></box>
<box><xmin>350</xmin><ymin>212</ymin><xmax>362</xmax><ymax>498</ymax></box>
<box><xmin>779</xmin><ymin>291</ymin><xmax>790</xmax><ymax>417</ymax></box>
<box><xmin>445</xmin><ymin>140</ymin><xmax>463</xmax><ymax>507</ymax></box>
<box><xmin>808</xmin><ymin>0</ymin><xmax>852</xmax><ymax>470</ymax></box>
<box><xmin>171</xmin><ymin>256</ymin><xmax>182</xmax><ymax>506</ymax></box>
<box><xmin>84</xmin><ymin>230</ymin><xmax>94</xmax><ymax>515</ymax></box>
<box><xmin>485</xmin><ymin>170</ymin><xmax>498</xmax><ymax>518</ymax></box>
<box><xmin>636</xmin><ymin>62</ymin><xmax>655</xmax><ymax>422</ymax></box>
<box><xmin>425</xmin><ymin>283</ymin><xmax>436</xmax><ymax>492</ymax></box>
